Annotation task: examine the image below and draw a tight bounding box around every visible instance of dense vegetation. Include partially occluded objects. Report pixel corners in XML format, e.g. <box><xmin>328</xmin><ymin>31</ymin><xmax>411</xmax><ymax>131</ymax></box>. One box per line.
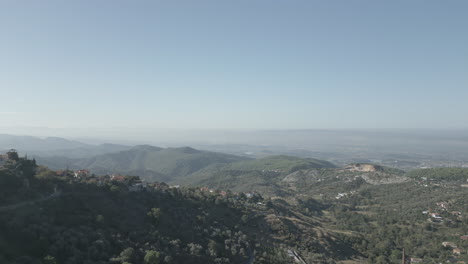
<box><xmin>327</xmin><ymin>183</ymin><xmax>468</xmax><ymax>263</ymax></box>
<box><xmin>1</xmin><ymin>152</ymin><xmax>467</xmax><ymax>264</ymax></box>
<box><xmin>406</xmin><ymin>167</ymin><xmax>468</xmax><ymax>181</ymax></box>
<box><xmin>180</xmin><ymin>161</ymin><xmax>468</xmax><ymax>263</ymax></box>
<box><xmin>223</xmin><ymin>155</ymin><xmax>336</xmax><ymax>172</ymax></box>
<box><xmin>178</xmin><ymin>155</ymin><xmax>336</xmax><ymax>195</ymax></box>
<box><xmin>0</xmin><ymin>155</ymin><xmax>353</xmax><ymax>264</ymax></box>
<box><xmin>37</xmin><ymin>145</ymin><xmax>249</xmax><ymax>183</ymax></box>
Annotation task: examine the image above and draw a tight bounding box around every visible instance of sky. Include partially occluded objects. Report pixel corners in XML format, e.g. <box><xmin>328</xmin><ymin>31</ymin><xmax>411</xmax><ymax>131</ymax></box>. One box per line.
<box><xmin>1</xmin><ymin>0</ymin><xmax>467</xmax><ymax>132</ymax></box>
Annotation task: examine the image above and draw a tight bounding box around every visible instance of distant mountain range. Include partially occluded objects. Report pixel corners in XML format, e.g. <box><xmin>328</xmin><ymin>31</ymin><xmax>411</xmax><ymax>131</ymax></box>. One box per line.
<box><xmin>0</xmin><ymin>134</ymin><xmax>132</xmax><ymax>158</ymax></box>
<box><xmin>35</xmin><ymin>145</ymin><xmax>250</xmax><ymax>182</ymax></box>
<box><xmin>0</xmin><ymin>134</ymin><xmax>413</xmax><ymax>193</ymax></box>
<box><xmin>3</xmin><ymin>139</ymin><xmax>467</xmax><ymax>264</ymax></box>
<box><xmin>0</xmin><ymin>134</ymin><xmax>86</xmax><ymax>152</ymax></box>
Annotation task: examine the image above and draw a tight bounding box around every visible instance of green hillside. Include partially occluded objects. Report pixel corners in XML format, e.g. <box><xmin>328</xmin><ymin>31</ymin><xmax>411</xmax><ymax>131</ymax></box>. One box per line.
<box><xmin>177</xmin><ymin>155</ymin><xmax>336</xmax><ymax>195</ymax></box>
<box><xmin>0</xmin><ymin>155</ymin><xmax>356</xmax><ymax>264</ymax></box>
<box><xmin>405</xmin><ymin>167</ymin><xmax>468</xmax><ymax>181</ymax></box>
<box><xmin>3</xmin><ymin>153</ymin><xmax>468</xmax><ymax>263</ymax></box>
<box><xmin>224</xmin><ymin>155</ymin><xmax>336</xmax><ymax>172</ymax></box>
<box><xmin>73</xmin><ymin>145</ymin><xmax>250</xmax><ymax>182</ymax></box>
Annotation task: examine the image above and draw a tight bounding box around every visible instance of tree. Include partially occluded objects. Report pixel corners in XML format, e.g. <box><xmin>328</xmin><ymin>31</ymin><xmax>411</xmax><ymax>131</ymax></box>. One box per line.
<box><xmin>147</xmin><ymin>208</ymin><xmax>162</xmax><ymax>225</ymax></box>
<box><xmin>164</xmin><ymin>256</ymin><xmax>174</xmax><ymax>263</ymax></box>
<box><xmin>265</xmin><ymin>198</ymin><xmax>273</xmax><ymax>208</ymax></box>
<box><xmin>7</xmin><ymin>150</ymin><xmax>19</xmax><ymax>161</ymax></box>
<box><xmin>36</xmin><ymin>169</ymin><xmax>56</xmax><ymax>180</ymax></box>
<box><xmin>43</xmin><ymin>255</ymin><xmax>58</xmax><ymax>264</ymax></box>
<box><xmin>110</xmin><ymin>185</ymin><xmax>121</xmax><ymax>192</ymax></box>
<box><xmin>208</xmin><ymin>240</ymin><xmax>219</xmax><ymax>257</ymax></box>
<box><xmin>119</xmin><ymin>247</ymin><xmax>135</xmax><ymax>263</ymax></box>
<box><xmin>144</xmin><ymin>250</ymin><xmax>160</xmax><ymax>264</ymax></box>
<box><xmin>188</xmin><ymin>243</ymin><xmax>203</xmax><ymax>256</ymax></box>
<box><xmin>96</xmin><ymin>214</ymin><xmax>105</xmax><ymax>224</ymax></box>
<box><xmin>241</xmin><ymin>215</ymin><xmax>249</xmax><ymax>224</ymax></box>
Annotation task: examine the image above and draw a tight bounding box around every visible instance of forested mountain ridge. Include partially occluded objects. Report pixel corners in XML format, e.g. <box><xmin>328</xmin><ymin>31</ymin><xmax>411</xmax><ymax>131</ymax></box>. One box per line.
<box><xmin>37</xmin><ymin>145</ymin><xmax>251</xmax><ymax>183</ymax></box>
<box><xmin>0</xmin><ymin>134</ymin><xmax>89</xmax><ymax>151</ymax></box>
<box><xmin>0</xmin><ymin>153</ymin><xmax>357</xmax><ymax>264</ymax></box>
<box><xmin>0</xmin><ymin>134</ymin><xmax>132</xmax><ymax>159</ymax></box>
<box><xmin>176</xmin><ymin>158</ymin><xmax>406</xmax><ymax>197</ymax></box>
<box><xmin>2</xmin><ymin>151</ymin><xmax>468</xmax><ymax>264</ymax></box>
<box><xmin>405</xmin><ymin>167</ymin><xmax>468</xmax><ymax>182</ymax></box>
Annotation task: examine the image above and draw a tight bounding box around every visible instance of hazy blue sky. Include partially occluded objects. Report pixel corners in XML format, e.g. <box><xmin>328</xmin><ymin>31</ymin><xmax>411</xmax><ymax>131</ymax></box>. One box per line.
<box><xmin>1</xmin><ymin>0</ymin><xmax>467</xmax><ymax>130</ymax></box>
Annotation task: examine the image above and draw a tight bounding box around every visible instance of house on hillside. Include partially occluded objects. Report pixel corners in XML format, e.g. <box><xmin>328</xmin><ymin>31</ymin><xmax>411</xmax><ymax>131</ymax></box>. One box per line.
<box><xmin>336</xmin><ymin>193</ymin><xmax>347</xmax><ymax>199</ymax></box>
<box><xmin>6</xmin><ymin>149</ymin><xmax>19</xmax><ymax>160</ymax></box>
<box><xmin>451</xmin><ymin>211</ymin><xmax>462</xmax><ymax>215</ymax></box>
<box><xmin>110</xmin><ymin>174</ymin><xmax>126</xmax><ymax>182</ymax></box>
<box><xmin>245</xmin><ymin>192</ymin><xmax>254</xmax><ymax>199</ymax></box>
<box><xmin>0</xmin><ymin>150</ymin><xmax>17</xmax><ymax>165</ymax></box>
<box><xmin>437</xmin><ymin>202</ymin><xmax>449</xmax><ymax>210</ymax></box>
<box><xmin>74</xmin><ymin>169</ymin><xmax>90</xmax><ymax>179</ymax></box>
<box><xmin>461</xmin><ymin>235</ymin><xmax>468</xmax><ymax>241</ymax></box>
<box><xmin>442</xmin><ymin>242</ymin><xmax>457</xmax><ymax>249</ymax></box>
<box><xmin>453</xmin><ymin>248</ymin><xmax>462</xmax><ymax>255</ymax></box>
<box><xmin>430</xmin><ymin>213</ymin><xmax>442</xmax><ymax>220</ymax></box>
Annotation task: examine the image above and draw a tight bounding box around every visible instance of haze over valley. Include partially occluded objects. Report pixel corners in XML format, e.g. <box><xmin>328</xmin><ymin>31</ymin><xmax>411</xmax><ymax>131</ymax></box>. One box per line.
<box><xmin>1</xmin><ymin>1</ymin><xmax>468</xmax><ymax>263</ymax></box>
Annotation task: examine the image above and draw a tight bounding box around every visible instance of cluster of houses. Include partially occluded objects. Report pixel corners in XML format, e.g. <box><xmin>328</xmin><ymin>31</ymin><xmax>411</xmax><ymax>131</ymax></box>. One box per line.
<box><xmin>101</xmin><ymin>174</ymin><xmax>148</xmax><ymax>192</ymax></box>
<box><xmin>198</xmin><ymin>188</ymin><xmax>265</xmax><ymax>206</ymax></box>
<box><xmin>442</xmin><ymin>241</ymin><xmax>464</xmax><ymax>256</ymax></box>
<box><xmin>261</xmin><ymin>169</ymin><xmax>281</xmax><ymax>176</ymax></box>
<box><xmin>344</xmin><ymin>175</ymin><xmax>361</xmax><ymax>183</ymax></box>
<box><xmin>335</xmin><ymin>191</ymin><xmax>356</xmax><ymax>200</ymax></box>
<box><xmin>198</xmin><ymin>186</ymin><xmax>259</xmax><ymax>200</ymax></box>
<box><xmin>422</xmin><ymin>201</ymin><xmax>463</xmax><ymax>223</ymax></box>
<box><xmin>0</xmin><ymin>149</ymin><xmax>18</xmax><ymax>167</ymax></box>
<box><xmin>74</xmin><ymin>169</ymin><xmax>90</xmax><ymax>178</ymax></box>
<box><xmin>58</xmin><ymin>170</ymin><xmax>264</xmax><ymax>199</ymax></box>
<box><xmin>416</xmin><ymin>176</ymin><xmax>468</xmax><ymax>189</ymax></box>
<box><xmin>55</xmin><ymin>169</ymin><xmax>151</xmax><ymax>192</ymax></box>
<box><xmin>415</xmin><ymin>177</ymin><xmax>445</xmax><ymax>188</ymax></box>
<box><xmin>199</xmin><ymin>187</ymin><xmax>227</xmax><ymax>196</ymax></box>
<box><xmin>407</xmin><ymin>256</ymin><xmax>465</xmax><ymax>264</ymax></box>
<box><xmin>335</xmin><ymin>193</ymin><xmax>347</xmax><ymax>199</ymax></box>
<box><xmin>406</xmin><ymin>240</ymin><xmax>466</xmax><ymax>263</ymax></box>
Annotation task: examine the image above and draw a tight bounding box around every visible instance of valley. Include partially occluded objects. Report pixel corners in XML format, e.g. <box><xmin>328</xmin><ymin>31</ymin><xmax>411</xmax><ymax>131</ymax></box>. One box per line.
<box><xmin>1</xmin><ymin>141</ymin><xmax>467</xmax><ymax>263</ymax></box>
<box><xmin>3</xmin><ymin>1</ymin><xmax>468</xmax><ymax>263</ymax></box>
